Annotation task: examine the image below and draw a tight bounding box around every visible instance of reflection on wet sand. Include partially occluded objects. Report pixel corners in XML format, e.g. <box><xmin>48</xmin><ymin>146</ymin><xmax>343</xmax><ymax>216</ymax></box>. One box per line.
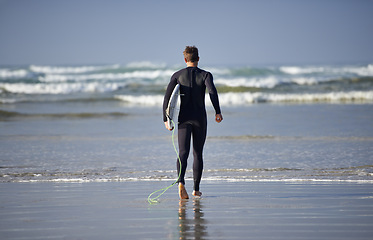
<box><xmin>178</xmin><ymin>198</ymin><xmax>207</xmax><ymax>240</ymax></box>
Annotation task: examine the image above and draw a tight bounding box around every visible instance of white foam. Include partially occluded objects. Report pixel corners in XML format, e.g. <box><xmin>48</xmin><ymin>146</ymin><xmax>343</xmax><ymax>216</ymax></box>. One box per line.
<box><xmin>218</xmin><ymin>91</ymin><xmax>373</xmax><ymax>105</ymax></box>
<box><xmin>4</xmin><ymin>83</ymin><xmax>371</xmax><ymax>103</ymax></box>
<box><xmin>342</xmin><ymin>64</ymin><xmax>373</xmax><ymax>76</ymax></box>
<box><xmin>30</xmin><ymin>64</ymin><xmax>120</xmax><ymax>74</ymax></box>
<box><xmin>38</xmin><ymin>70</ymin><xmax>174</xmax><ymax>82</ymax></box>
<box><xmin>280</xmin><ymin>66</ymin><xmax>326</xmax><ymax>75</ymax></box>
<box><xmin>0</xmin><ymin>82</ymin><xmax>125</xmax><ymax>94</ymax></box>
<box><xmin>280</xmin><ymin>64</ymin><xmax>373</xmax><ymax>77</ymax></box>
<box><xmin>214</xmin><ymin>76</ymin><xmax>280</xmax><ymax>88</ymax></box>
<box><xmin>291</xmin><ymin>77</ymin><xmax>319</xmax><ymax>85</ymax></box>
<box><xmin>214</xmin><ymin>75</ymin><xmax>329</xmax><ymax>88</ymax></box>
<box><xmin>114</xmin><ymin>91</ymin><xmax>373</xmax><ymax>106</ymax></box>
<box><xmin>15</xmin><ymin>177</ymin><xmax>175</xmax><ymax>183</ymax></box>
<box><xmin>0</xmin><ymin>69</ymin><xmax>31</xmax><ymax>79</ymax></box>
<box><xmin>14</xmin><ymin>177</ymin><xmax>373</xmax><ymax>183</ymax></box>
<box><xmin>203</xmin><ymin>177</ymin><xmax>373</xmax><ymax>183</ymax></box>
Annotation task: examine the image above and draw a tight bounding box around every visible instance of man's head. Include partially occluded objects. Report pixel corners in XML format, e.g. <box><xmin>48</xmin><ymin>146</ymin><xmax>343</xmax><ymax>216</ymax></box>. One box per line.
<box><xmin>183</xmin><ymin>46</ymin><xmax>199</xmax><ymax>63</ymax></box>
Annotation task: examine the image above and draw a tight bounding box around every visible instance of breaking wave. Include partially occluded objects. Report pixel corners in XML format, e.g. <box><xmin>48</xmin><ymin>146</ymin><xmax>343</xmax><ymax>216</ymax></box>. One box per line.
<box><xmin>1</xmin><ymin>63</ymin><xmax>373</xmax><ymax>105</ymax></box>
<box><xmin>113</xmin><ymin>91</ymin><xmax>373</xmax><ymax>106</ymax></box>
<box><xmin>30</xmin><ymin>64</ymin><xmax>121</xmax><ymax>74</ymax></box>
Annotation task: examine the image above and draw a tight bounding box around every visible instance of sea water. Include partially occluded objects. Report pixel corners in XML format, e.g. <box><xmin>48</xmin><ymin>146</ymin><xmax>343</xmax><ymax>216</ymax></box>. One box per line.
<box><xmin>1</xmin><ymin>62</ymin><xmax>373</xmax><ymax>183</ymax></box>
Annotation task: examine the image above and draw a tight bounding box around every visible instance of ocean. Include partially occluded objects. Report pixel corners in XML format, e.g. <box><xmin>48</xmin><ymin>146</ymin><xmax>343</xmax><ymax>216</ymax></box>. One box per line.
<box><xmin>1</xmin><ymin>62</ymin><xmax>373</xmax><ymax>105</ymax></box>
<box><xmin>1</xmin><ymin>62</ymin><xmax>373</xmax><ymax>183</ymax></box>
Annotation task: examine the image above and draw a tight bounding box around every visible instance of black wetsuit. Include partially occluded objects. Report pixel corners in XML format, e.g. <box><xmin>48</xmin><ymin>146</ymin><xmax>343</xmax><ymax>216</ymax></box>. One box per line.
<box><xmin>163</xmin><ymin>67</ymin><xmax>221</xmax><ymax>191</ymax></box>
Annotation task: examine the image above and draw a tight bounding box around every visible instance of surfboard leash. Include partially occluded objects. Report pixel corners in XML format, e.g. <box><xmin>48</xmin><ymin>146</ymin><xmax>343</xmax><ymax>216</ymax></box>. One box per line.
<box><xmin>147</xmin><ymin>119</ymin><xmax>181</xmax><ymax>204</ymax></box>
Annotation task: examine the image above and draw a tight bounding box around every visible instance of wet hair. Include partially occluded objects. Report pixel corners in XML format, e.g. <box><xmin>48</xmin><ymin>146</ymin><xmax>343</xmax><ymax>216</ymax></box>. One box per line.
<box><xmin>183</xmin><ymin>46</ymin><xmax>199</xmax><ymax>62</ymax></box>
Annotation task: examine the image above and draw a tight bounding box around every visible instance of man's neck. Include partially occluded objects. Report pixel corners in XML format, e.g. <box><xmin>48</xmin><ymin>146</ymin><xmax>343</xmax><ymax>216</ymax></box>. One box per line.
<box><xmin>186</xmin><ymin>62</ymin><xmax>198</xmax><ymax>67</ymax></box>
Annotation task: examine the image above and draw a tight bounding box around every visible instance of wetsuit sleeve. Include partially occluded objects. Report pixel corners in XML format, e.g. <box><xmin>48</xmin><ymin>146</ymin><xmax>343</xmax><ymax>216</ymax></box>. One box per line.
<box><xmin>163</xmin><ymin>74</ymin><xmax>178</xmax><ymax>122</ymax></box>
<box><xmin>205</xmin><ymin>72</ymin><xmax>221</xmax><ymax>115</ymax></box>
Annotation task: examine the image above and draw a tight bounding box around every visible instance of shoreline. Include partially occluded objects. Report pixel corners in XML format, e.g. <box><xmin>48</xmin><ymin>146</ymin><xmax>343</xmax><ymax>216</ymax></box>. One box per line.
<box><xmin>4</xmin><ymin>178</ymin><xmax>373</xmax><ymax>184</ymax></box>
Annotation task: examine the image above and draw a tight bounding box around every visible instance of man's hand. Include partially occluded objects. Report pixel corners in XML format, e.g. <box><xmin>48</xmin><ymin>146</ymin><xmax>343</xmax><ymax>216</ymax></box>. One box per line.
<box><xmin>215</xmin><ymin>114</ymin><xmax>223</xmax><ymax>123</ymax></box>
<box><xmin>164</xmin><ymin>121</ymin><xmax>174</xmax><ymax>131</ymax></box>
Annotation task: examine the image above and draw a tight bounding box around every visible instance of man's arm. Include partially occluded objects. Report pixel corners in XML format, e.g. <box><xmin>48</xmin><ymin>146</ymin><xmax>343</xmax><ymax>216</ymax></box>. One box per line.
<box><xmin>163</xmin><ymin>75</ymin><xmax>178</xmax><ymax>130</ymax></box>
<box><xmin>205</xmin><ymin>72</ymin><xmax>222</xmax><ymax>122</ymax></box>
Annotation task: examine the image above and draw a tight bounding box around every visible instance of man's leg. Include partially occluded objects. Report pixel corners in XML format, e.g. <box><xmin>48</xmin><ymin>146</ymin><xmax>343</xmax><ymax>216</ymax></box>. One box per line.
<box><xmin>177</xmin><ymin>123</ymin><xmax>192</xmax><ymax>199</ymax></box>
<box><xmin>192</xmin><ymin>122</ymin><xmax>207</xmax><ymax>194</ymax></box>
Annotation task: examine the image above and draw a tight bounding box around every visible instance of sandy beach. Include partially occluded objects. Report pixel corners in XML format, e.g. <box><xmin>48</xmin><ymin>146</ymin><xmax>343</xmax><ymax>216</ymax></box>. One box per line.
<box><xmin>1</xmin><ymin>181</ymin><xmax>372</xmax><ymax>240</ymax></box>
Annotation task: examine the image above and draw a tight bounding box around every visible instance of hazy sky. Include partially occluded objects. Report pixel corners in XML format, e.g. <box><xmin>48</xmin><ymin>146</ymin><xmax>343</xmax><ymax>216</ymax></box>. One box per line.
<box><xmin>0</xmin><ymin>0</ymin><xmax>372</xmax><ymax>66</ymax></box>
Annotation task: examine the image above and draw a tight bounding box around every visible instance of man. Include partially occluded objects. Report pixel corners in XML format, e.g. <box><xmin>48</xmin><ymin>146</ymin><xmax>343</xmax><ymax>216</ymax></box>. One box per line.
<box><xmin>163</xmin><ymin>46</ymin><xmax>223</xmax><ymax>199</ymax></box>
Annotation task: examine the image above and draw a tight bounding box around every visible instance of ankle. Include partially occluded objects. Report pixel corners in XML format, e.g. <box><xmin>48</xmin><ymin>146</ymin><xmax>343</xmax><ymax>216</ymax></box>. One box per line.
<box><xmin>192</xmin><ymin>190</ymin><xmax>202</xmax><ymax>197</ymax></box>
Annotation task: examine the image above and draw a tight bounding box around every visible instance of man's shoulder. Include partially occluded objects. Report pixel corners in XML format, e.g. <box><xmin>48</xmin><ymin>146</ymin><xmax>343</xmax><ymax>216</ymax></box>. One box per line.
<box><xmin>171</xmin><ymin>68</ymin><xmax>188</xmax><ymax>78</ymax></box>
<box><xmin>196</xmin><ymin>68</ymin><xmax>212</xmax><ymax>78</ymax></box>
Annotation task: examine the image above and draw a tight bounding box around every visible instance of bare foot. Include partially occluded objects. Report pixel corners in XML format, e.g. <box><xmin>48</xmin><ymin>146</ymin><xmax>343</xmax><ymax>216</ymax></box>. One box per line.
<box><xmin>192</xmin><ymin>190</ymin><xmax>202</xmax><ymax>197</ymax></box>
<box><xmin>179</xmin><ymin>183</ymin><xmax>189</xmax><ymax>199</ymax></box>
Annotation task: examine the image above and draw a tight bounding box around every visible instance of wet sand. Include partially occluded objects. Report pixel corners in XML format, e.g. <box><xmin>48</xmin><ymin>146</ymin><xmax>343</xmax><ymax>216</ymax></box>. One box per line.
<box><xmin>1</xmin><ymin>181</ymin><xmax>372</xmax><ymax>240</ymax></box>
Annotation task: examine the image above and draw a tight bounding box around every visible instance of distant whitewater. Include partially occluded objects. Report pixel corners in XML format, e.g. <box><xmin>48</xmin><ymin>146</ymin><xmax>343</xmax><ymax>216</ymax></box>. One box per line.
<box><xmin>1</xmin><ymin>62</ymin><xmax>373</xmax><ymax>105</ymax></box>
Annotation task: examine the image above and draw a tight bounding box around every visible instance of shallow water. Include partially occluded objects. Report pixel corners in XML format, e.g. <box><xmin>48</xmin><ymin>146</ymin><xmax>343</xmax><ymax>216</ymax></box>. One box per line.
<box><xmin>1</xmin><ymin>103</ymin><xmax>372</xmax><ymax>183</ymax></box>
